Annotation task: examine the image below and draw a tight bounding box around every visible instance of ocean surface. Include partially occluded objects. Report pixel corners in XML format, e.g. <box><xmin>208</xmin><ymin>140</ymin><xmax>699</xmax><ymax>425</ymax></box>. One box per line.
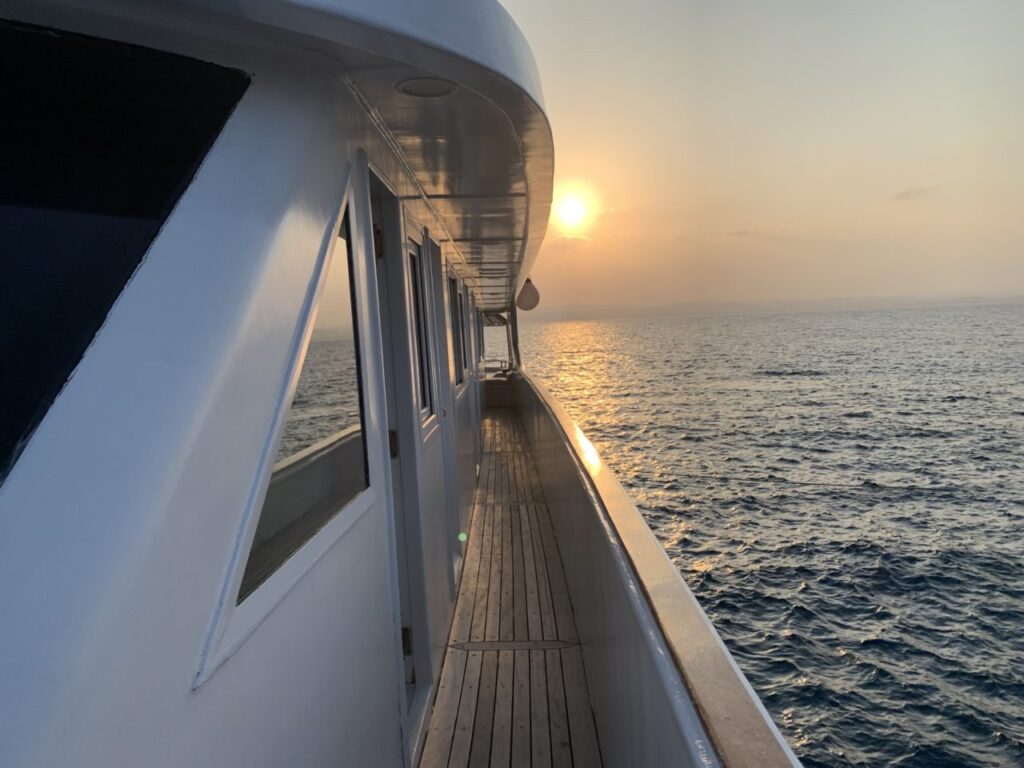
<box><xmin>518</xmin><ymin>303</ymin><xmax>1024</xmax><ymax>768</ymax></box>
<box><xmin>276</xmin><ymin>336</ymin><xmax>361</xmax><ymax>463</ymax></box>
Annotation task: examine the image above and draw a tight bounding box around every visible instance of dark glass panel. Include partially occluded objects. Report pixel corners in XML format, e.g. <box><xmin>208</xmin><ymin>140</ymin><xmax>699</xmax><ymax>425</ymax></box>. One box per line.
<box><xmin>0</xmin><ymin>20</ymin><xmax>249</xmax><ymax>483</ymax></box>
<box><xmin>239</xmin><ymin>212</ymin><xmax>369</xmax><ymax>601</ymax></box>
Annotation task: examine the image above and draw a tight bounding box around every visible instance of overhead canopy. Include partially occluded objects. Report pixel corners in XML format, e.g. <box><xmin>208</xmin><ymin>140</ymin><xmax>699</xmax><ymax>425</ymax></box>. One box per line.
<box><xmin>189</xmin><ymin>0</ymin><xmax>555</xmax><ymax>311</ymax></box>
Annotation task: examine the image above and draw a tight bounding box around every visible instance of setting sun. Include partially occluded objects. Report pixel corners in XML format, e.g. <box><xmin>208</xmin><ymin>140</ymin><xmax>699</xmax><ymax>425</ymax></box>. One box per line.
<box><xmin>552</xmin><ymin>181</ymin><xmax>598</xmax><ymax>236</ymax></box>
<box><xmin>557</xmin><ymin>196</ymin><xmax>587</xmax><ymax>227</ymax></box>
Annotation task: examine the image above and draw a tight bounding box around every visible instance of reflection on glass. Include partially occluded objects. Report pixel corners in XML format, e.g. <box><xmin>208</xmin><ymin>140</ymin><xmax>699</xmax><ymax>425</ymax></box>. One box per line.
<box><xmin>408</xmin><ymin>241</ymin><xmax>433</xmax><ymax>415</ymax></box>
<box><xmin>449</xmin><ymin>277</ymin><xmax>465</xmax><ymax>383</ymax></box>
<box><xmin>239</xmin><ymin>213</ymin><xmax>368</xmax><ymax>601</ymax></box>
<box><xmin>459</xmin><ymin>286</ymin><xmax>470</xmax><ymax>369</ymax></box>
<box><xmin>275</xmin><ymin>230</ymin><xmax>362</xmax><ymax>464</ymax></box>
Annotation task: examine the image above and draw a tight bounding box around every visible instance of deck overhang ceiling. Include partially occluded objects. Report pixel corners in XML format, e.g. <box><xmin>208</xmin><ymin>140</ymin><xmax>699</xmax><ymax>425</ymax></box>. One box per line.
<box><xmin>186</xmin><ymin>0</ymin><xmax>555</xmax><ymax>312</ymax></box>
<box><xmin>342</xmin><ymin>52</ymin><xmax>548</xmax><ymax>311</ymax></box>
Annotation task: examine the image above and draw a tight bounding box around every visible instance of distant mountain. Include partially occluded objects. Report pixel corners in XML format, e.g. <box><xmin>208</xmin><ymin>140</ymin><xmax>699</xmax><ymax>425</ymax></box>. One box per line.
<box><xmin>518</xmin><ymin>295</ymin><xmax>1024</xmax><ymax>323</ymax></box>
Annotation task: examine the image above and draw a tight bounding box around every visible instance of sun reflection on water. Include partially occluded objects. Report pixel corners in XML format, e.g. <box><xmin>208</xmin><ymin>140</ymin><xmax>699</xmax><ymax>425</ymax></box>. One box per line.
<box><xmin>519</xmin><ymin>307</ymin><xmax>1024</xmax><ymax>768</ymax></box>
<box><xmin>689</xmin><ymin>558</ymin><xmax>717</xmax><ymax>574</ymax></box>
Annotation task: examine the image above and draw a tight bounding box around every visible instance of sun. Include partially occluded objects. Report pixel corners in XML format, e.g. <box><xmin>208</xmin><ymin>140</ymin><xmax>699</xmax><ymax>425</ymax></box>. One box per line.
<box><xmin>552</xmin><ymin>181</ymin><xmax>598</xmax><ymax>236</ymax></box>
<box><xmin>556</xmin><ymin>196</ymin><xmax>588</xmax><ymax>228</ymax></box>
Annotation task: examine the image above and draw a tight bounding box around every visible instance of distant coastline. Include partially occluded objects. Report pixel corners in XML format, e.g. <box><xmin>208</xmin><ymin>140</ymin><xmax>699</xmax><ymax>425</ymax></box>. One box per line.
<box><xmin>519</xmin><ymin>294</ymin><xmax>1024</xmax><ymax>323</ymax></box>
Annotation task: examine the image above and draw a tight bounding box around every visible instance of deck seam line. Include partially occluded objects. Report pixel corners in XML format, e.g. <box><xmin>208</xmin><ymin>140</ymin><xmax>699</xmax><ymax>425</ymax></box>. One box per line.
<box><xmin>421</xmin><ymin>411</ymin><xmax>602</xmax><ymax>767</ymax></box>
<box><xmin>450</xmin><ymin>640</ymin><xmax>578</xmax><ymax>651</ymax></box>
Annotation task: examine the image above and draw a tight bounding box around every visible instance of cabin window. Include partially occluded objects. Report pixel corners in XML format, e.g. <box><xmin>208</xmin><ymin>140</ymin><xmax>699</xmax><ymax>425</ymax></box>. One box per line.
<box><xmin>0</xmin><ymin>20</ymin><xmax>249</xmax><ymax>485</ymax></box>
<box><xmin>448</xmin><ymin>277</ymin><xmax>466</xmax><ymax>385</ymax></box>
<box><xmin>477</xmin><ymin>311</ymin><xmax>485</xmax><ymax>363</ymax></box>
<box><xmin>408</xmin><ymin>241</ymin><xmax>433</xmax><ymax>416</ymax></box>
<box><xmin>238</xmin><ymin>211</ymin><xmax>368</xmax><ymax>601</ymax></box>
<box><xmin>461</xmin><ymin>287</ymin><xmax>472</xmax><ymax>372</ymax></box>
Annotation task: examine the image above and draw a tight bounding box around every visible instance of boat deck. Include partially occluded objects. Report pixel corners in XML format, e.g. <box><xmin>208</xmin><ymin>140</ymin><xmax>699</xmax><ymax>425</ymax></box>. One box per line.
<box><xmin>420</xmin><ymin>408</ymin><xmax>602</xmax><ymax>767</ymax></box>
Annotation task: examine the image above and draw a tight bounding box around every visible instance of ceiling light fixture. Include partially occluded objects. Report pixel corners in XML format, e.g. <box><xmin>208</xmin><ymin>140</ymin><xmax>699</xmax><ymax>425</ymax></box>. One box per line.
<box><xmin>395</xmin><ymin>77</ymin><xmax>458</xmax><ymax>98</ymax></box>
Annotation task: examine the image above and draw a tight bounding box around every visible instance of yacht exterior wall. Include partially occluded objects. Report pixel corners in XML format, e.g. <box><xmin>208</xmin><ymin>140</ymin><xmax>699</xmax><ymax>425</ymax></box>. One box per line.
<box><xmin>0</xmin><ymin>7</ymin><xmax>493</xmax><ymax>765</ymax></box>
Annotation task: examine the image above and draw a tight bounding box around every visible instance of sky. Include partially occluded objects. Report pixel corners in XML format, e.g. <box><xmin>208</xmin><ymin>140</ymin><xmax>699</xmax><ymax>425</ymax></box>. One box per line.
<box><xmin>311</xmin><ymin>233</ymin><xmax>356</xmax><ymax>336</ymax></box>
<box><xmin>499</xmin><ymin>0</ymin><xmax>1024</xmax><ymax>311</ymax></box>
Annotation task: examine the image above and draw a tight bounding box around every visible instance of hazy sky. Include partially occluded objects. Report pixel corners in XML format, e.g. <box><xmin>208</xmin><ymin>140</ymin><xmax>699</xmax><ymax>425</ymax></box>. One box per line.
<box><xmin>500</xmin><ymin>0</ymin><xmax>1024</xmax><ymax>309</ymax></box>
<box><xmin>312</xmin><ymin>234</ymin><xmax>355</xmax><ymax>336</ymax></box>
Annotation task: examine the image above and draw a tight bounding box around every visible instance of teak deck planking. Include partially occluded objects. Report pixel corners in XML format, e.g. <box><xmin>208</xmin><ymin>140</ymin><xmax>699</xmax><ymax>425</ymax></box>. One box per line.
<box><xmin>420</xmin><ymin>409</ymin><xmax>602</xmax><ymax>768</ymax></box>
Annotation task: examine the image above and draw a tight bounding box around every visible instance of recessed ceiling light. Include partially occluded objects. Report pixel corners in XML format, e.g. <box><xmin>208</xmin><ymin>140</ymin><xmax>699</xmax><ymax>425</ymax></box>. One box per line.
<box><xmin>395</xmin><ymin>77</ymin><xmax>458</xmax><ymax>98</ymax></box>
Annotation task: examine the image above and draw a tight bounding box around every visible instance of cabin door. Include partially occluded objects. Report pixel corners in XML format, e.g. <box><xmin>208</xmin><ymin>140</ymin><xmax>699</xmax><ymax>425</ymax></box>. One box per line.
<box><xmin>370</xmin><ymin>175</ymin><xmax>456</xmax><ymax>763</ymax></box>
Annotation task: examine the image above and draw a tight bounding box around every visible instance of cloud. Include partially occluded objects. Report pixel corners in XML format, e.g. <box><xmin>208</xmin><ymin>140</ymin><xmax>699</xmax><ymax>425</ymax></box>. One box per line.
<box><xmin>547</xmin><ymin>234</ymin><xmax>591</xmax><ymax>247</ymax></box>
<box><xmin>892</xmin><ymin>185</ymin><xmax>937</xmax><ymax>202</ymax></box>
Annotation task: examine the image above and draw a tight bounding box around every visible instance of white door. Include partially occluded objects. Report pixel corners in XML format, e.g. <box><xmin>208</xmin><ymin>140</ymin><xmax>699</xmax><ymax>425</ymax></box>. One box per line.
<box><xmin>370</xmin><ymin>176</ymin><xmax>456</xmax><ymax>763</ymax></box>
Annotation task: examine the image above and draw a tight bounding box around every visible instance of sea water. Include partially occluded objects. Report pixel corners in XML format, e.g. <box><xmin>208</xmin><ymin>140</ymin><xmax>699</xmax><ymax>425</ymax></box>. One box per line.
<box><xmin>520</xmin><ymin>303</ymin><xmax>1024</xmax><ymax>767</ymax></box>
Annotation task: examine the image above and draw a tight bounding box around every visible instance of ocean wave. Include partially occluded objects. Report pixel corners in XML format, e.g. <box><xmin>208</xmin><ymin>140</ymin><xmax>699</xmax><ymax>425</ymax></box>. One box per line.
<box><xmin>521</xmin><ymin>303</ymin><xmax>1024</xmax><ymax>768</ymax></box>
<box><xmin>754</xmin><ymin>368</ymin><xmax>828</xmax><ymax>377</ymax></box>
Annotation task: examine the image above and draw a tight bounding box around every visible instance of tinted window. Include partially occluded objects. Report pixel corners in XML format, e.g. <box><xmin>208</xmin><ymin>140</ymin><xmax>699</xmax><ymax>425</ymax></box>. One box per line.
<box><xmin>239</xmin><ymin>212</ymin><xmax>368</xmax><ymax>600</ymax></box>
<box><xmin>477</xmin><ymin>312</ymin><xmax>485</xmax><ymax>362</ymax></box>
<box><xmin>460</xmin><ymin>287</ymin><xmax>471</xmax><ymax>370</ymax></box>
<box><xmin>408</xmin><ymin>242</ymin><xmax>433</xmax><ymax>414</ymax></box>
<box><xmin>449</xmin><ymin>278</ymin><xmax>466</xmax><ymax>384</ymax></box>
<box><xmin>0</xmin><ymin>21</ymin><xmax>249</xmax><ymax>483</ymax></box>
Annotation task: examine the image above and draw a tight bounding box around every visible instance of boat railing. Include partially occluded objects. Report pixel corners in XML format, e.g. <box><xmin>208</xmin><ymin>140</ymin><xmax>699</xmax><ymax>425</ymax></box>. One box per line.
<box><xmin>259</xmin><ymin>426</ymin><xmax>365</xmax><ymax>547</ymax></box>
<box><xmin>498</xmin><ymin>372</ymin><xmax>800</xmax><ymax>768</ymax></box>
<box><xmin>240</xmin><ymin>427</ymin><xmax>366</xmax><ymax>597</ymax></box>
<box><xmin>483</xmin><ymin>356</ymin><xmax>513</xmax><ymax>376</ymax></box>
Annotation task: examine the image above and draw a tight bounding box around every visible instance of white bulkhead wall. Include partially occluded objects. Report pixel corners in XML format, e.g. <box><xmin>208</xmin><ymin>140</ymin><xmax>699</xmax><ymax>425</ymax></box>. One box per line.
<box><xmin>0</xmin><ymin>12</ymin><xmax>484</xmax><ymax>768</ymax></box>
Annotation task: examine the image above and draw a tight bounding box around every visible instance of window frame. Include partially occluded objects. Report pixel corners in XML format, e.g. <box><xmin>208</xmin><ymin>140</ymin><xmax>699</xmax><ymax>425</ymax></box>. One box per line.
<box><xmin>476</xmin><ymin>307</ymin><xmax>485</xmax><ymax>364</ymax></box>
<box><xmin>198</xmin><ymin>160</ymin><xmax>388</xmax><ymax>684</ymax></box>
<box><xmin>234</xmin><ymin>208</ymin><xmax>369</xmax><ymax>602</ymax></box>
<box><xmin>448</xmin><ymin>275</ymin><xmax>467</xmax><ymax>387</ymax></box>
<box><xmin>406</xmin><ymin>236</ymin><xmax>434</xmax><ymax>420</ymax></box>
<box><xmin>0</xmin><ymin>20</ymin><xmax>251</xmax><ymax>486</ymax></box>
<box><xmin>460</xmin><ymin>285</ymin><xmax>472</xmax><ymax>375</ymax></box>
<box><xmin>230</xmin><ymin>188</ymin><xmax>372</xmax><ymax>594</ymax></box>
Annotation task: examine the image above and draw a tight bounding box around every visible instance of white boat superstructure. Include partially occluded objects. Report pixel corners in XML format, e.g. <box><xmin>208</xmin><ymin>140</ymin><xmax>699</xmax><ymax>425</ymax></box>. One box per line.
<box><xmin>0</xmin><ymin>1</ymin><xmax>798</xmax><ymax>766</ymax></box>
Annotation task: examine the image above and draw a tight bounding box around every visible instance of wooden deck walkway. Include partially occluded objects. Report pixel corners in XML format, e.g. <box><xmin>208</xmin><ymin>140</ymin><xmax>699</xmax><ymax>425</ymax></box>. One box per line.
<box><xmin>420</xmin><ymin>408</ymin><xmax>602</xmax><ymax>768</ymax></box>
